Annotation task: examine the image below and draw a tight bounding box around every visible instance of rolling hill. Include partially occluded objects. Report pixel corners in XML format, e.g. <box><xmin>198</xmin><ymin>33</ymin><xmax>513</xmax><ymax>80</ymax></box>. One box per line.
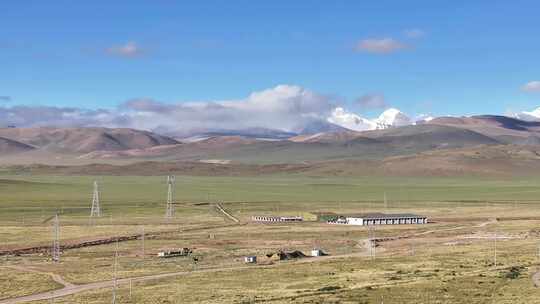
<box><xmin>0</xmin><ymin>137</ymin><xmax>35</xmax><ymax>154</ymax></box>
<box><xmin>0</xmin><ymin>127</ymin><xmax>179</xmax><ymax>153</ymax></box>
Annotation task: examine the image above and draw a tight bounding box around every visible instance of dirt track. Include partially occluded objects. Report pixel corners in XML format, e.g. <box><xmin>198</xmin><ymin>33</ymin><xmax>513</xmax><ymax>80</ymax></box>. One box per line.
<box><xmin>0</xmin><ymin>220</ymin><xmax>508</xmax><ymax>303</ymax></box>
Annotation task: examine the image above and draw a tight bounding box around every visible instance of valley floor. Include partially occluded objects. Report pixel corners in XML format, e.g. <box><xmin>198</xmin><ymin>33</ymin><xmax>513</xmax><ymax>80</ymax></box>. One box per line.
<box><xmin>1</xmin><ymin>174</ymin><xmax>540</xmax><ymax>303</ymax></box>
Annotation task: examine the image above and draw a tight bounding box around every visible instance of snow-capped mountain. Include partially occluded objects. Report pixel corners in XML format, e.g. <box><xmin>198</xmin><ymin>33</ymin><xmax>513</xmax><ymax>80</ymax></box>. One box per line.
<box><xmin>327</xmin><ymin>107</ymin><xmax>378</xmax><ymax>131</ymax></box>
<box><xmin>327</xmin><ymin>107</ymin><xmax>415</xmax><ymax>131</ymax></box>
<box><xmin>513</xmin><ymin>107</ymin><xmax>540</xmax><ymax>121</ymax></box>
<box><xmin>375</xmin><ymin>108</ymin><xmax>412</xmax><ymax>129</ymax></box>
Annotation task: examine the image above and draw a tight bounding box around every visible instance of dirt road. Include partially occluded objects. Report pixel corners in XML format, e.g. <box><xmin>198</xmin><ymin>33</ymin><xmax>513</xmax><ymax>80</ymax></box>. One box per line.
<box><xmin>6</xmin><ymin>265</ymin><xmax>74</xmax><ymax>288</ymax></box>
<box><xmin>215</xmin><ymin>203</ymin><xmax>240</xmax><ymax>223</ymax></box>
<box><xmin>0</xmin><ymin>250</ymin><xmax>372</xmax><ymax>304</ymax></box>
<box><xmin>0</xmin><ymin>221</ymin><xmax>496</xmax><ymax>303</ymax></box>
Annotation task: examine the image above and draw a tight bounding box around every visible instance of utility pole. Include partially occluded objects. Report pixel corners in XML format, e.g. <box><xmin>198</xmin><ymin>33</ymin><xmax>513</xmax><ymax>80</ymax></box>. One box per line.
<box><xmin>90</xmin><ymin>181</ymin><xmax>101</xmax><ymax>218</ymax></box>
<box><xmin>165</xmin><ymin>176</ymin><xmax>175</xmax><ymax>218</ymax></box>
<box><xmin>384</xmin><ymin>192</ymin><xmax>388</xmax><ymax>211</ymax></box>
<box><xmin>52</xmin><ymin>214</ymin><xmax>60</xmax><ymax>263</ymax></box>
<box><xmin>368</xmin><ymin>225</ymin><xmax>376</xmax><ymax>259</ymax></box>
<box><xmin>493</xmin><ymin>231</ymin><xmax>497</xmax><ymax>268</ymax></box>
<box><xmin>141</xmin><ymin>226</ymin><xmax>145</xmax><ymax>259</ymax></box>
<box><xmin>112</xmin><ymin>240</ymin><xmax>119</xmax><ymax>304</ymax></box>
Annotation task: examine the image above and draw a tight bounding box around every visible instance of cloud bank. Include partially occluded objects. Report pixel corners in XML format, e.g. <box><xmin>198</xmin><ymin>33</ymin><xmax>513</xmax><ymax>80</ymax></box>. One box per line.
<box><xmin>3</xmin><ymin>84</ymin><xmax>538</xmax><ymax>135</ymax></box>
<box><xmin>0</xmin><ymin>85</ymin><xmax>338</xmax><ymax>136</ymax></box>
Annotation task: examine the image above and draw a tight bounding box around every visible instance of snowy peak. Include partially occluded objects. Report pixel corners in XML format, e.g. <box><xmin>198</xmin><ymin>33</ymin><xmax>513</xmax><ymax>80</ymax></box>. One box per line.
<box><xmin>375</xmin><ymin>108</ymin><xmax>412</xmax><ymax>129</ymax></box>
<box><xmin>327</xmin><ymin>107</ymin><xmax>414</xmax><ymax>132</ymax></box>
<box><xmin>327</xmin><ymin>107</ymin><xmax>377</xmax><ymax>131</ymax></box>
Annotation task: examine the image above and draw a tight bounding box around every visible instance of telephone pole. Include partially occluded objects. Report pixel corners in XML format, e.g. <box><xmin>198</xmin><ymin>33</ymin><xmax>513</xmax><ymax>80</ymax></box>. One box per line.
<box><xmin>52</xmin><ymin>214</ymin><xmax>60</xmax><ymax>263</ymax></box>
<box><xmin>112</xmin><ymin>240</ymin><xmax>119</xmax><ymax>304</ymax></box>
<box><xmin>165</xmin><ymin>176</ymin><xmax>175</xmax><ymax>218</ymax></box>
<box><xmin>141</xmin><ymin>226</ymin><xmax>145</xmax><ymax>259</ymax></box>
<box><xmin>368</xmin><ymin>225</ymin><xmax>376</xmax><ymax>259</ymax></box>
<box><xmin>90</xmin><ymin>181</ymin><xmax>101</xmax><ymax>218</ymax></box>
<box><xmin>493</xmin><ymin>231</ymin><xmax>497</xmax><ymax>268</ymax></box>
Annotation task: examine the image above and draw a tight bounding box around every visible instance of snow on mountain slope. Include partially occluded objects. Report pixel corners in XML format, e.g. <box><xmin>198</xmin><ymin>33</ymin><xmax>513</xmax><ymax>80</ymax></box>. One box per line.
<box><xmin>327</xmin><ymin>107</ymin><xmax>414</xmax><ymax>131</ymax></box>
<box><xmin>327</xmin><ymin>107</ymin><xmax>377</xmax><ymax>131</ymax></box>
<box><xmin>375</xmin><ymin>108</ymin><xmax>412</xmax><ymax>129</ymax></box>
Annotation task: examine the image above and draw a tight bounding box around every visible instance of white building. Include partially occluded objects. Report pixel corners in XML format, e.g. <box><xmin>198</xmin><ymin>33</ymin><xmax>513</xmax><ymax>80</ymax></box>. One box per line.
<box><xmin>311</xmin><ymin>249</ymin><xmax>325</xmax><ymax>257</ymax></box>
<box><xmin>328</xmin><ymin>213</ymin><xmax>427</xmax><ymax>226</ymax></box>
<box><xmin>244</xmin><ymin>256</ymin><xmax>257</xmax><ymax>263</ymax></box>
<box><xmin>252</xmin><ymin>216</ymin><xmax>303</xmax><ymax>222</ymax></box>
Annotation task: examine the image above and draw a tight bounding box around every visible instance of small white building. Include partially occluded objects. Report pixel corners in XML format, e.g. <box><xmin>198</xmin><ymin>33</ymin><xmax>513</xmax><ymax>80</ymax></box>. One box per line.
<box><xmin>311</xmin><ymin>249</ymin><xmax>324</xmax><ymax>257</ymax></box>
<box><xmin>244</xmin><ymin>256</ymin><xmax>257</xmax><ymax>263</ymax></box>
<box><xmin>252</xmin><ymin>216</ymin><xmax>303</xmax><ymax>222</ymax></box>
<box><xmin>328</xmin><ymin>213</ymin><xmax>427</xmax><ymax>226</ymax></box>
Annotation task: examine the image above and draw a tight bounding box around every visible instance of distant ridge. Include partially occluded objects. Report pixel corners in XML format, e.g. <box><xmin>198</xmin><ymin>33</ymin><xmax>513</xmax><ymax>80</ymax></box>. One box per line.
<box><xmin>0</xmin><ymin>136</ymin><xmax>35</xmax><ymax>154</ymax></box>
<box><xmin>0</xmin><ymin>127</ymin><xmax>179</xmax><ymax>153</ymax></box>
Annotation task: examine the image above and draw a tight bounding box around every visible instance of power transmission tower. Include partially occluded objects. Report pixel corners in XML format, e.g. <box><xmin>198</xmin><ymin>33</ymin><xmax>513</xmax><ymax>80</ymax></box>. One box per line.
<box><xmin>52</xmin><ymin>214</ymin><xmax>60</xmax><ymax>263</ymax></box>
<box><xmin>165</xmin><ymin>176</ymin><xmax>175</xmax><ymax>218</ymax></box>
<box><xmin>90</xmin><ymin>181</ymin><xmax>101</xmax><ymax>218</ymax></box>
<box><xmin>112</xmin><ymin>240</ymin><xmax>119</xmax><ymax>304</ymax></box>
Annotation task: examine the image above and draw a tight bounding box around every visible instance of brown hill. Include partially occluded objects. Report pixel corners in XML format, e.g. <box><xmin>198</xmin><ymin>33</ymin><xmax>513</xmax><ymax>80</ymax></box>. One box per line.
<box><xmin>0</xmin><ymin>137</ymin><xmax>35</xmax><ymax>154</ymax></box>
<box><xmin>428</xmin><ymin>115</ymin><xmax>540</xmax><ymax>142</ymax></box>
<box><xmin>0</xmin><ymin>127</ymin><xmax>179</xmax><ymax>153</ymax></box>
<box><xmin>289</xmin><ymin>130</ymin><xmax>363</xmax><ymax>143</ymax></box>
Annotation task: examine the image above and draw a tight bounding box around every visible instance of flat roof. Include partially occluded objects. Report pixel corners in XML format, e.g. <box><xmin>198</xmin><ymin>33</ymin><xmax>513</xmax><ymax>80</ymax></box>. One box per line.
<box><xmin>343</xmin><ymin>213</ymin><xmax>426</xmax><ymax>219</ymax></box>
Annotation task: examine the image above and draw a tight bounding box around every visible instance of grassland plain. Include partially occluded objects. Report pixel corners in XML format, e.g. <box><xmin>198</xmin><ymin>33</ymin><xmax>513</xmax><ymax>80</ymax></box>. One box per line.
<box><xmin>1</xmin><ymin>174</ymin><xmax>540</xmax><ymax>303</ymax></box>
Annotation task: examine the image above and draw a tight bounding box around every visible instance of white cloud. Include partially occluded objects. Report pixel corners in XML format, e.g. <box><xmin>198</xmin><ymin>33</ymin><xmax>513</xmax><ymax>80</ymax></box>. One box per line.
<box><xmin>355</xmin><ymin>38</ymin><xmax>407</xmax><ymax>54</ymax></box>
<box><xmin>522</xmin><ymin>81</ymin><xmax>540</xmax><ymax>93</ymax></box>
<box><xmin>513</xmin><ymin>107</ymin><xmax>540</xmax><ymax>121</ymax></box>
<box><xmin>0</xmin><ymin>85</ymin><xmax>338</xmax><ymax>135</ymax></box>
<box><xmin>0</xmin><ymin>85</ymin><xmax>430</xmax><ymax>134</ymax></box>
<box><xmin>403</xmin><ymin>29</ymin><xmax>425</xmax><ymax>39</ymax></box>
<box><xmin>106</xmin><ymin>42</ymin><xmax>143</xmax><ymax>58</ymax></box>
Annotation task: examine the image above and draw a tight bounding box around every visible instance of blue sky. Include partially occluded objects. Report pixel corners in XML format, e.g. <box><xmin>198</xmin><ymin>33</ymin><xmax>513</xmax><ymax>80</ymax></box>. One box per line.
<box><xmin>1</xmin><ymin>0</ymin><xmax>540</xmax><ymax>119</ymax></box>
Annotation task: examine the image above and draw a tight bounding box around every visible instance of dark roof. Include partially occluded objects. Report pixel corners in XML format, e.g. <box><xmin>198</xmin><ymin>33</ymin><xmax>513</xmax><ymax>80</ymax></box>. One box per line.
<box><xmin>343</xmin><ymin>213</ymin><xmax>426</xmax><ymax>219</ymax></box>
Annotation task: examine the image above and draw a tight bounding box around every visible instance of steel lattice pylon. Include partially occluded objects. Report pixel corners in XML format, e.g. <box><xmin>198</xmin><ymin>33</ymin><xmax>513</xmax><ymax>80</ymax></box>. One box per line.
<box><xmin>52</xmin><ymin>214</ymin><xmax>60</xmax><ymax>263</ymax></box>
<box><xmin>90</xmin><ymin>181</ymin><xmax>101</xmax><ymax>218</ymax></box>
<box><xmin>165</xmin><ymin>176</ymin><xmax>175</xmax><ymax>218</ymax></box>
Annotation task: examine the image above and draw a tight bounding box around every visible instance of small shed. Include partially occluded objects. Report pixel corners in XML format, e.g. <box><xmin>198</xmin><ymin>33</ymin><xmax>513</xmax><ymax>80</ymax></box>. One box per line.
<box><xmin>244</xmin><ymin>256</ymin><xmax>257</xmax><ymax>263</ymax></box>
<box><xmin>311</xmin><ymin>249</ymin><xmax>324</xmax><ymax>257</ymax></box>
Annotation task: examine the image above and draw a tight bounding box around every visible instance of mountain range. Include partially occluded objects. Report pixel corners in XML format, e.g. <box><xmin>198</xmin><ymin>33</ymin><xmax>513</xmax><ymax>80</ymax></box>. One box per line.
<box><xmin>2</xmin><ymin>113</ymin><xmax>540</xmax><ymax>177</ymax></box>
